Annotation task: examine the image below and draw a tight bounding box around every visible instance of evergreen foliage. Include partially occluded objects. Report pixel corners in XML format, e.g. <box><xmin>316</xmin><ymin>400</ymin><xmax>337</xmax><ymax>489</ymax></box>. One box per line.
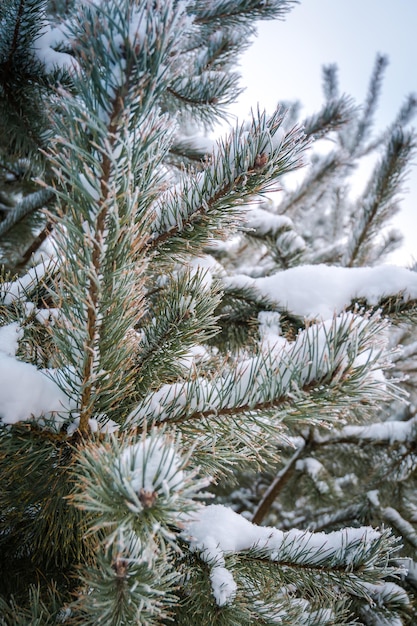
<box><xmin>0</xmin><ymin>0</ymin><xmax>416</xmax><ymax>624</ymax></box>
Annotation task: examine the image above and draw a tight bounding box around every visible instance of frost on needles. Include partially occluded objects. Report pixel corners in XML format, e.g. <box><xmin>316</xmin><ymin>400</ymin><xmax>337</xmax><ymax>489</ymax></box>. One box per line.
<box><xmin>0</xmin><ymin>0</ymin><xmax>417</xmax><ymax>624</ymax></box>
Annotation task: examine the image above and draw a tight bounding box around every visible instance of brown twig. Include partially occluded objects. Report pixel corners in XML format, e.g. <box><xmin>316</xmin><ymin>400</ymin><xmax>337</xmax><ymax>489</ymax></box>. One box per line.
<box><xmin>252</xmin><ymin>437</ymin><xmax>309</xmax><ymax>526</ymax></box>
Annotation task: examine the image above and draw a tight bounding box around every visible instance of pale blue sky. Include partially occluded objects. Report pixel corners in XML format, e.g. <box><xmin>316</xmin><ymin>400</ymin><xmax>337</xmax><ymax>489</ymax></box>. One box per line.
<box><xmin>229</xmin><ymin>0</ymin><xmax>417</xmax><ymax>264</ymax></box>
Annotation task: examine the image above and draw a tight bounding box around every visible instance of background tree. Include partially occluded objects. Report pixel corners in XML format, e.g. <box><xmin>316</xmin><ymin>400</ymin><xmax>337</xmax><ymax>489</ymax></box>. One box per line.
<box><xmin>209</xmin><ymin>53</ymin><xmax>417</xmax><ymax>624</ymax></box>
<box><xmin>0</xmin><ymin>1</ymin><xmax>416</xmax><ymax>625</ymax></box>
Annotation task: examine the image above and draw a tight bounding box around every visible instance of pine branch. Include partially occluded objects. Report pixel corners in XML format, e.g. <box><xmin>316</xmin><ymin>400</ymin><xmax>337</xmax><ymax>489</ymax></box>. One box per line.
<box><xmin>350</xmin><ymin>54</ymin><xmax>388</xmax><ymax>150</ymax></box>
<box><xmin>192</xmin><ymin>0</ymin><xmax>299</xmax><ymax>26</ymax></box>
<box><xmin>149</xmin><ymin>109</ymin><xmax>308</xmax><ymax>258</ymax></box>
<box><xmin>288</xmin><ymin>503</ymin><xmax>366</xmax><ymax>533</ymax></box>
<box><xmin>77</xmin><ymin>90</ymin><xmax>125</xmax><ymax>433</ymax></box>
<box><xmin>361</xmin><ymin>92</ymin><xmax>417</xmax><ymax>156</ymax></box>
<box><xmin>345</xmin><ymin>128</ymin><xmax>416</xmax><ymax>267</ymax></box>
<box><xmin>322</xmin><ymin>64</ymin><xmax>339</xmax><ymax>102</ymax></box>
<box><xmin>381</xmin><ymin>507</ymin><xmax>417</xmax><ymax>550</ymax></box>
<box><xmin>5</xmin><ymin>0</ymin><xmax>26</xmax><ymax>69</ymax></box>
<box><xmin>0</xmin><ymin>189</ymin><xmax>54</xmax><ymax>238</ymax></box>
<box><xmin>303</xmin><ymin>96</ymin><xmax>354</xmax><ymax>141</ymax></box>
<box><xmin>278</xmin><ymin>151</ymin><xmax>341</xmax><ymax>216</ymax></box>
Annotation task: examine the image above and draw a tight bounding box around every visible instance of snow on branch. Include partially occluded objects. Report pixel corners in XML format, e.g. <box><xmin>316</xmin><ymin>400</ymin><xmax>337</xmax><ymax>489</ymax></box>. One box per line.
<box><xmin>0</xmin><ymin>323</ymin><xmax>71</xmax><ymax>425</ymax></box>
<box><xmin>183</xmin><ymin>503</ymin><xmax>393</xmax><ymax>607</ymax></box>
<box><xmin>127</xmin><ymin>312</ymin><xmax>390</xmax><ymax>428</ymax></box>
<box><xmin>359</xmin><ymin>581</ymin><xmax>410</xmax><ymax>622</ymax></box>
<box><xmin>223</xmin><ymin>264</ymin><xmax>417</xmax><ymax>320</ymax></box>
<box><xmin>32</xmin><ymin>20</ymin><xmax>80</xmax><ymax>74</ymax></box>
<box><xmin>316</xmin><ymin>416</ymin><xmax>417</xmax><ymax>447</ymax></box>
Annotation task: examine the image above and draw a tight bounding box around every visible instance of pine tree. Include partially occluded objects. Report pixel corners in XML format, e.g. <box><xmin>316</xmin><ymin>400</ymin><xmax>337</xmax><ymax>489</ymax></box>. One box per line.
<box><xmin>0</xmin><ymin>1</ymin><xmax>417</xmax><ymax>624</ymax></box>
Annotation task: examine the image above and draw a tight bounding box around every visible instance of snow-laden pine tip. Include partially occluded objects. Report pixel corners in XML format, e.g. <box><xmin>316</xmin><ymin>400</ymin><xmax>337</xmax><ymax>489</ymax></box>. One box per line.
<box><xmin>224</xmin><ymin>264</ymin><xmax>417</xmax><ymax>319</ymax></box>
<box><xmin>117</xmin><ymin>437</ymin><xmax>185</xmax><ymax>496</ymax></box>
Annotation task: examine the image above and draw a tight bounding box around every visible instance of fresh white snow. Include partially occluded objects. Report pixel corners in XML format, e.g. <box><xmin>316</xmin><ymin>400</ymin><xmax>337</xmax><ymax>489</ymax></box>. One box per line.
<box><xmin>0</xmin><ymin>323</ymin><xmax>71</xmax><ymax>425</ymax></box>
<box><xmin>183</xmin><ymin>503</ymin><xmax>382</xmax><ymax>606</ymax></box>
<box><xmin>224</xmin><ymin>264</ymin><xmax>417</xmax><ymax>319</ymax></box>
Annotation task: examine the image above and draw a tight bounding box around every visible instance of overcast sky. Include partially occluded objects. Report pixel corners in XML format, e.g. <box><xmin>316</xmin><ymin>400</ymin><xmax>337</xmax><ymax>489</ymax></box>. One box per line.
<box><xmin>227</xmin><ymin>0</ymin><xmax>417</xmax><ymax>264</ymax></box>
